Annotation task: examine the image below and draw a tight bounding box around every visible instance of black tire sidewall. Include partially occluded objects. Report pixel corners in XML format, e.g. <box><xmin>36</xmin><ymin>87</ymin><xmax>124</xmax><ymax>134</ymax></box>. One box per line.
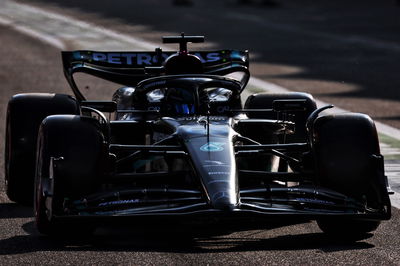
<box><xmin>5</xmin><ymin>94</ymin><xmax>79</xmax><ymax>205</ymax></box>
<box><xmin>34</xmin><ymin>115</ymin><xmax>105</xmax><ymax>235</ymax></box>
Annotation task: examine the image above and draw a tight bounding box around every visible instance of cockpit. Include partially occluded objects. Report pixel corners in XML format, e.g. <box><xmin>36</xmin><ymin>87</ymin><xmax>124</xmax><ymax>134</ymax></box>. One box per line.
<box><xmin>136</xmin><ymin>75</ymin><xmax>242</xmax><ymax>116</ymax></box>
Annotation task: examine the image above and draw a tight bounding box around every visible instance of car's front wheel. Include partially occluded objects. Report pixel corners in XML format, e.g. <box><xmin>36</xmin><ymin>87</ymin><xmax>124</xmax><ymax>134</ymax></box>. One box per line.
<box><xmin>317</xmin><ymin>219</ymin><xmax>380</xmax><ymax>240</ymax></box>
<box><xmin>34</xmin><ymin>115</ymin><xmax>105</xmax><ymax>236</ymax></box>
<box><xmin>312</xmin><ymin>113</ymin><xmax>391</xmax><ymax>238</ymax></box>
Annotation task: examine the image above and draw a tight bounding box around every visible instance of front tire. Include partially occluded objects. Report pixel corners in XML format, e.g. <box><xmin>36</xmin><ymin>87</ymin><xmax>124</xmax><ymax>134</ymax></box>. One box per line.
<box><xmin>35</xmin><ymin>115</ymin><xmax>105</xmax><ymax>236</ymax></box>
<box><xmin>317</xmin><ymin>219</ymin><xmax>380</xmax><ymax>241</ymax></box>
<box><xmin>313</xmin><ymin>113</ymin><xmax>391</xmax><ymax>237</ymax></box>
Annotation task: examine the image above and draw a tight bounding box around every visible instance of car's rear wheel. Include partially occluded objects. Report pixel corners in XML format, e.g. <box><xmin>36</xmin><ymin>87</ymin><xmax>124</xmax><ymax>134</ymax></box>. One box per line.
<box><xmin>35</xmin><ymin>115</ymin><xmax>105</xmax><ymax>236</ymax></box>
<box><xmin>242</xmin><ymin>92</ymin><xmax>317</xmax><ymax>173</ymax></box>
<box><xmin>5</xmin><ymin>93</ymin><xmax>79</xmax><ymax>205</ymax></box>
<box><xmin>312</xmin><ymin>113</ymin><xmax>390</xmax><ymax>238</ymax></box>
<box><xmin>244</xmin><ymin>92</ymin><xmax>317</xmax><ymax>143</ymax></box>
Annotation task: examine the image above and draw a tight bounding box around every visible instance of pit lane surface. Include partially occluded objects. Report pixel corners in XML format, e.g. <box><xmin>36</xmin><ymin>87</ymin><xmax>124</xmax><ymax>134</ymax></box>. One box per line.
<box><xmin>1</xmin><ymin>1</ymin><xmax>400</xmax><ymax>265</ymax></box>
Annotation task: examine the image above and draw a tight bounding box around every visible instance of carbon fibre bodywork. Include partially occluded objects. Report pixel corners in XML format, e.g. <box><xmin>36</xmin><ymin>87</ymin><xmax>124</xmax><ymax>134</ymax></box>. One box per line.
<box><xmin>30</xmin><ymin>35</ymin><xmax>391</xmax><ymax>235</ymax></box>
<box><xmin>56</xmin><ymin>113</ymin><xmax>390</xmax><ymax>222</ymax></box>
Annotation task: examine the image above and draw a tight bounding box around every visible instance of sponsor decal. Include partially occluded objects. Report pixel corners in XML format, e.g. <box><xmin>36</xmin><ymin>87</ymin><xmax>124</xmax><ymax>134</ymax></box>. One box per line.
<box><xmin>72</xmin><ymin>51</ymin><xmax>82</xmax><ymax>60</ymax></box>
<box><xmin>216</xmin><ymin>106</ymin><xmax>230</xmax><ymax>113</ymax></box>
<box><xmin>92</xmin><ymin>52</ymin><xmax>166</xmax><ymax>65</ymax></box>
<box><xmin>147</xmin><ymin>106</ymin><xmax>161</xmax><ymax>111</ymax></box>
<box><xmin>177</xmin><ymin>116</ymin><xmax>226</xmax><ymax>121</ymax></box>
<box><xmin>295</xmin><ymin>198</ymin><xmax>334</xmax><ymax>205</ymax></box>
<box><xmin>89</xmin><ymin>52</ymin><xmax>222</xmax><ymax>66</ymax></box>
<box><xmin>178</xmin><ymin>117</ymin><xmax>197</xmax><ymax>121</ymax></box>
<box><xmin>208</xmin><ymin>171</ymin><xmax>230</xmax><ymax>175</ymax></box>
<box><xmin>98</xmin><ymin>199</ymin><xmax>140</xmax><ymax>207</ymax></box>
<box><xmin>200</xmin><ymin>142</ymin><xmax>225</xmax><ymax>152</ymax></box>
<box><xmin>193</xmin><ymin>52</ymin><xmax>220</xmax><ymax>63</ymax></box>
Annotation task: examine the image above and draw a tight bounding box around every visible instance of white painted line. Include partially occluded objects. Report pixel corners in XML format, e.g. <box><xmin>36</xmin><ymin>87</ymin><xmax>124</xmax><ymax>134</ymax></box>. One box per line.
<box><xmin>0</xmin><ymin>16</ymin><xmax>12</xmax><ymax>26</ymax></box>
<box><xmin>390</xmin><ymin>193</ymin><xmax>400</xmax><ymax>209</ymax></box>
<box><xmin>0</xmin><ymin>16</ymin><xmax>66</xmax><ymax>50</ymax></box>
<box><xmin>15</xmin><ymin>3</ymin><xmax>160</xmax><ymax>50</ymax></box>
<box><xmin>0</xmin><ymin>0</ymin><xmax>163</xmax><ymax>50</ymax></box>
<box><xmin>14</xmin><ymin>27</ymin><xmax>65</xmax><ymax>50</ymax></box>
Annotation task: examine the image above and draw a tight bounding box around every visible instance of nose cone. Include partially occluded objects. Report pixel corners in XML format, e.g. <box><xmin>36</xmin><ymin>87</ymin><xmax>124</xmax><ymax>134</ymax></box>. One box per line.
<box><xmin>178</xmin><ymin>121</ymin><xmax>239</xmax><ymax>212</ymax></box>
<box><xmin>211</xmin><ymin>192</ymin><xmax>237</xmax><ymax>211</ymax></box>
<box><xmin>183</xmin><ymin>136</ymin><xmax>239</xmax><ymax>212</ymax></box>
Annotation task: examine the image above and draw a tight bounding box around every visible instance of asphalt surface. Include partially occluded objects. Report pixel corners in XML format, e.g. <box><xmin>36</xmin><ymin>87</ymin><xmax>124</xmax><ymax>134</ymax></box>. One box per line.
<box><xmin>1</xmin><ymin>0</ymin><xmax>400</xmax><ymax>265</ymax></box>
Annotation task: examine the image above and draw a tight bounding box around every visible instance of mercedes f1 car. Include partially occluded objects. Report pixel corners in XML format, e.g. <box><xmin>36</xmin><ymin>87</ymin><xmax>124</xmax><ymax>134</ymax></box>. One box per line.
<box><xmin>5</xmin><ymin>34</ymin><xmax>391</xmax><ymax>238</ymax></box>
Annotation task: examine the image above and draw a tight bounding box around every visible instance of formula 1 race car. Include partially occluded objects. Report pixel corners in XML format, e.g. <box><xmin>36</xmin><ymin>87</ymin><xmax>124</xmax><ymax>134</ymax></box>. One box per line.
<box><xmin>5</xmin><ymin>34</ymin><xmax>391</xmax><ymax>238</ymax></box>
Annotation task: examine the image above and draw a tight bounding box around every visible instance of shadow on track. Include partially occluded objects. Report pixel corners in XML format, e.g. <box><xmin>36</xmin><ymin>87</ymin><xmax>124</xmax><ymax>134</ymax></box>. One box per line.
<box><xmin>0</xmin><ymin>203</ymin><xmax>33</xmax><ymax>219</ymax></box>
<box><xmin>0</xmin><ymin>220</ymin><xmax>374</xmax><ymax>255</ymax></box>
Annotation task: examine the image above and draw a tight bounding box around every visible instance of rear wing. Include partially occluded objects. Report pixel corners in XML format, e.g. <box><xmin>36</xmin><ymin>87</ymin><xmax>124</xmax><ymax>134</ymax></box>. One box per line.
<box><xmin>62</xmin><ymin>50</ymin><xmax>249</xmax><ymax>101</ymax></box>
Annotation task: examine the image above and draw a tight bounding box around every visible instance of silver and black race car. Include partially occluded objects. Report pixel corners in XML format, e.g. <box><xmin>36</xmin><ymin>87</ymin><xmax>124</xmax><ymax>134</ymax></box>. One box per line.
<box><xmin>5</xmin><ymin>34</ymin><xmax>391</xmax><ymax>238</ymax></box>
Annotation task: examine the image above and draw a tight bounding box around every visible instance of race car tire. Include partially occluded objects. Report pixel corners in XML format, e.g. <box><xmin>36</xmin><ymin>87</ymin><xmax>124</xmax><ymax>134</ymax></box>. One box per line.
<box><xmin>5</xmin><ymin>93</ymin><xmax>79</xmax><ymax>205</ymax></box>
<box><xmin>35</xmin><ymin>115</ymin><xmax>105</xmax><ymax>235</ymax></box>
<box><xmin>244</xmin><ymin>92</ymin><xmax>317</xmax><ymax>142</ymax></box>
<box><xmin>313</xmin><ymin>113</ymin><xmax>389</xmax><ymax>236</ymax></box>
<box><xmin>317</xmin><ymin>218</ymin><xmax>380</xmax><ymax>241</ymax></box>
<box><xmin>313</xmin><ymin>113</ymin><xmax>387</xmax><ymax>202</ymax></box>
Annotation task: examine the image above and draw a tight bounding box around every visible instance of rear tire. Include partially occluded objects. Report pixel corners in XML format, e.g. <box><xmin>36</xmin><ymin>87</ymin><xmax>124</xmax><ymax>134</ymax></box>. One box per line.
<box><xmin>242</xmin><ymin>92</ymin><xmax>317</xmax><ymax>172</ymax></box>
<box><xmin>244</xmin><ymin>92</ymin><xmax>317</xmax><ymax>142</ymax></box>
<box><xmin>35</xmin><ymin>115</ymin><xmax>105</xmax><ymax>236</ymax></box>
<box><xmin>5</xmin><ymin>93</ymin><xmax>79</xmax><ymax>205</ymax></box>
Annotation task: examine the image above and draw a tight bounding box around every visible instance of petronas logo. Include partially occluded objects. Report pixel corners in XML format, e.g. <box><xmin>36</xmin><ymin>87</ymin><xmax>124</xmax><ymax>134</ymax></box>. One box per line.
<box><xmin>200</xmin><ymin>142</ymin><xmax>225</xmax><ymax>152</ymax></box>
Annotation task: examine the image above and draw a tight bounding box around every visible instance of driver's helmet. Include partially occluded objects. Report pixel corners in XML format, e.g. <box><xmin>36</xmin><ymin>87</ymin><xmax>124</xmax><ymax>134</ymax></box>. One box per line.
<box><xmin>166</xmin><ymin>87</ymin><xmax>196</xmax><ymax>115</ymax></box>
<box><xmin>174</xmin><ymin>103</ymin><xmax>195</xmax><ymax>115</ymax></box>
